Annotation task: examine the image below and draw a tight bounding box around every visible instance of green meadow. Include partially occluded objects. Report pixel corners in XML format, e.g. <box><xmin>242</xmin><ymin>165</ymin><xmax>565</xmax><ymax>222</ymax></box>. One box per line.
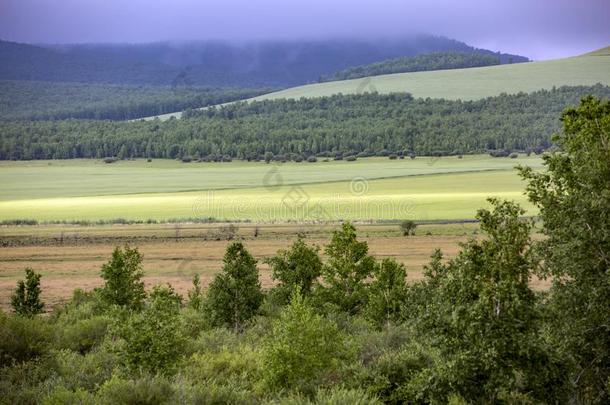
<box><xmin>150</xmin><ymin>53</ymin><xmax>610</xmax><ymax>120</ymax></box>
<box><xmin>0</xmin><ymin>155</ymin><xmax>541</xmax><ymax>222</ymax></box>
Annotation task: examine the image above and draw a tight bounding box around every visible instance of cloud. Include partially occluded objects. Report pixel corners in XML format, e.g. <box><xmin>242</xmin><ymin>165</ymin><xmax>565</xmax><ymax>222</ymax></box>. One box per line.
<box><xmin>1</xmin><ymin>0</ymin><xmax>608</xmax><ymax>59</ymax></box>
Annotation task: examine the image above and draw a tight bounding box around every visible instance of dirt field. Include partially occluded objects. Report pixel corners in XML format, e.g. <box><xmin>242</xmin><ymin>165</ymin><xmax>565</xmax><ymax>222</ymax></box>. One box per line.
<box><xmin>0</xmin><ymin>222</ymin><xmax>549</xmax><ymax>311</ymax></box>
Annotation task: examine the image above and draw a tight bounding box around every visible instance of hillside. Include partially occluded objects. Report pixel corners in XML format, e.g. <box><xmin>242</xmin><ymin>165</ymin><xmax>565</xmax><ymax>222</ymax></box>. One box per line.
<box><xmin>250</xmin><ymin>53</ymin><xmax>610</xmax><ymax>102</ymax></box>
<box><xmin>0</xmin><ymin>36</ymin><xmax>526</xmax><ymax>88</ymax></box>
<box><xmin>319</xmin><ymin>52</ymin><xmax>510</xmax><ymax>82</ymax></box>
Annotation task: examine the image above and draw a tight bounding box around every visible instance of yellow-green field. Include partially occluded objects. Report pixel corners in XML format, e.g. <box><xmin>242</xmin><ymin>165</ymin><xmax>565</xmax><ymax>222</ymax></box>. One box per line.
<box><xmin>0</xmin><ymin>155</ymin><xmax>541</xmax><ymax>222</ymax></box>
<box><xmin>150</xmin><ymin>51</ymin><xmax>610</xmax><ymax>120</ymax></box>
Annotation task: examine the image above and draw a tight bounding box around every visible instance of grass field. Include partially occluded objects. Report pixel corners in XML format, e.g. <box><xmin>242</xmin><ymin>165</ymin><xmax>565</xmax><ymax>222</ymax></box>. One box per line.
<box><xmin>0</xmin><ymin>155</ymin><xmax>542</xmax><ymax>222</ymax></box>
<box><xmin>150</xmin><ymin>52</ymin><xmax>610</xmax><ymax>120</ymax></box>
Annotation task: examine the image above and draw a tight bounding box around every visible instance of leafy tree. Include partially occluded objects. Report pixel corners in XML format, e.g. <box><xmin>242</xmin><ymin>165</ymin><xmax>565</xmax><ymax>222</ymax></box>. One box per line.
<box><xmin>10</xmin><ymin>268</ymin><xmax>44</xmax><ymax>316</ymax></box>
<box><xmin>414</xmin><ymin>199</ymin><xmax>567</xmax><ymax>403</ymax></box>
<box><xmin>265</xmin><ymin>235</ymin><xmax>323</xmax><ymax>304</ymax></box>
<box><xmin>187</xmin><ymin>274</ymin><xmax>204</xmax><ymax>310</ymax></box>
<box><xmin>262</xmin><ymin>290</ymin><xmax>344</xmax><ymax>393</ymax></box>
<box><xmin>399</xmin><ymin>220</ymin><xmax>417</xmax><ymax>236</ymax></box>
<box><xmin>365</xmin><ymin>258</ymin><xmax>409</xmax><ymax>327</ymax></box>
<box><xmin>519</xmin><ymin>96</ymin><xmax>610</xmax><ymax>403</ymax></box>
<box><xmin>318</xmin><ymin>222</ymin><xmax>377</xmax><ymax>314</ymax></box>
<box><xmin>99</xmin><ymin>246</ymin><xmax>146</xmax><ymax>310</ymax></box>
<box><xmin>115</xmin><ymin>284</ymin><xmax>186</xmax><ymax>375</ymax></box>
<box><xmin>206</xmin><ymin>242</ymin><xmax>263</xmax><ymax>331</ymax></box>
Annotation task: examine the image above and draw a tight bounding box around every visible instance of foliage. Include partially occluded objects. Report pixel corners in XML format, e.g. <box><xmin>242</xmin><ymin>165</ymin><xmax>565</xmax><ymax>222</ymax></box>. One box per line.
<box><xmin>11</xmin><ymin>268</ymin><xmax>45</xmax><ymax>317</ymax></box>
<box><xmin>321</xmin><ymin>51</ymin><xmax>506</xmax><ymax>82</ymax></box>
<box><xmin>99</xmin><ymin>245</ymin><xmax>146</xmax><ymax>310</ymax></box>
<box><xmin>114</xmin><ymin>284</ymin><xmax>186</xmax><ymax>375</ymax></box>
<box><xmin>317</xmin><ymin>222</ymin><xmax>377</xmax><ymax>314</ymax></box>
<box><xmin>265</xmin><ymin>235</ymin><xmax>323</xmax><ymax>304</ymax></box>
<box><xmin>262</xmin><ymin>290</ymin><xmax>345</xmax><ymax>394</ymax></box>
<box><xmin>519</xmin><ymin>95</ymin><xmax>610</xmax><ymax>403</ymax></box>
<box><xmin>3</xmin><ymin>85</ymin><xmax>610</xmax><ymax>161</ymax></box>
<box><xmin>0</xmin><ymin>310</ymin><xmax>52</xmax><ymax>365</ymax></box>
<box><xmin>399</xmin><ymin>220</ymin><xmax>417</xmax><ymax>236</ymax></box>
<box><xmin>413</xmin><ymin>199</ymin><xmax>568</xmax><ymax>402</ymax></box>
<box><xmin>187</xmin><ymin>274</ymin><xmax>204</xmax><ymax>311</ymax></box>
<box><xmin>206</xmin><ymin>242</ymin><xmax>264</xmax><ymax>331</ymax></box>
<box><xmin>365</xmin><ymin>259</ymin><xmax>409</xmax><ymax>327</ymax></box>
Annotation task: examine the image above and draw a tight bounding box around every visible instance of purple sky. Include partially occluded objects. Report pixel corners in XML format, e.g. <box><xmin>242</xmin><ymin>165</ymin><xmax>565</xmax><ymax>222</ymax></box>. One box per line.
<box><xmin>1</xmin><ymin>0</ymin><xmax>608</xmax><ymax>60</ymax></box>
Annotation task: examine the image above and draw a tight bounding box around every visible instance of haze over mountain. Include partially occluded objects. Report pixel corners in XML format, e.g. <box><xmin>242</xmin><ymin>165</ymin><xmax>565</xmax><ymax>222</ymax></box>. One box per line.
<box><xmin>0</xmin><ymin>37</ymin><xmax>528</xmax><ymax>87</ymax></box>
<box><xmin>1</xmin><ymin>0</ymin><xmax>608</xmax><ymax>60</ymax></box>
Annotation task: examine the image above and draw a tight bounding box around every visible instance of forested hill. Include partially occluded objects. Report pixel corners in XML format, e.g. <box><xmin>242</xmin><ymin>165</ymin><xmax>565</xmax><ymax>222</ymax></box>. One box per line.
<box><xmin>1</xmin><ymin>85</ymin><xmax>608</xmax><ymax>161</ymax></box>
<box><xmin>0</xmin><ymin>81</ymin><xmax>270</xmax><ymax>121</ymax></box>
<box><xmin>0</xmin><ymin>36</ymin><xmax>527</xmax><ymax>87</ymax></box>
<box><xmin>320</xmin><ymin>52</ymin><xmax>519</xmax><ymax>82</ymax></box>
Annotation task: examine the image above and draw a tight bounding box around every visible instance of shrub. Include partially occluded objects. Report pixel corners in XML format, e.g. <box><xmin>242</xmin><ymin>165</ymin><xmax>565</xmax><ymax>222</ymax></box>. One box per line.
<box><xmin>345</xmin><ymin>155</ymin><xmax>357</xmax><ymax>161</ymax></box>
<box><xmin>96</xmin><ymin>375</ymin><xmax>174</xmax><ymax>405</ymax></box>
<box><xmin>54</xmin><ymin>316</ymin><xmax>111</xmax><ymax>354</ymax></box>
<box><xmin>42</xmin><ymin>387</ymin><xmax>94</xmax><ymax>405</ymax></box>
<box><xmin>262</xmin><ymin>291</ymin><xmax>345</xmax><ymax>394</ymax></box>
<box><xmin>187</xmin><ymin>274</ymin><xmax>204</xmax><ymax>311</ymax></box>
<box><xmin>114</xmin><ymin>284</ymin><xmax>187</xmax><ymax>375</ymax></box>
<box><xmin>206</xmin><ymin>243</ymin><xmax>263</xmax><ymax>332</ymax></box>
<box><xmin>307</xmin><ymin>156</ymin><xmax>318</xmax><ymax>163</ymax></box>
<box><xmin>0</xmin><ymin>310</ymin><xmax>52</xmax><ymax>364</ymax></box>
<box><xmin>99</xmin><ymin>246</ymin><xmax>146</xmax><ymax>310</ymax></box>
<box><xmin>52</xmin><ymin>348</ymin><xmax>117</xmax><ymax>392</ymax></box>
<box><xmin>102</xmin><ymin>157</ymin><xmax>117</xmax><ymax>164</ymax></box>
<box><xmin>11</xmin><ymin>268</ymin><xmax>45</xmax><ymax>317</ymax></box>
<box><xmin>510</xmin><ymin>152</ymin><xmax>519</xmax><ymax>158</ymax></box>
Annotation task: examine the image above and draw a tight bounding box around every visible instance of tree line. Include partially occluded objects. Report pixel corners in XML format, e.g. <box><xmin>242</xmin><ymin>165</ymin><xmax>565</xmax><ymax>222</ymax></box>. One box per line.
<box><xmin>319</xmin><ymin>52</ymin><xmax>506</xmax><ymax>82</ymax></box>
<box><xmin>1</xmin><ymin>97</ymin><xmax>609</xmax><ymax>403</ymax></box>
<box><xmin>0</xmin><ymin>81</ymin><xmax>269</xmax><ymax>121</ymax></box>
<box><xmin>1</xmin><ymin>85</ymin><xmax>609</xmax><ymax>161</ymax></box>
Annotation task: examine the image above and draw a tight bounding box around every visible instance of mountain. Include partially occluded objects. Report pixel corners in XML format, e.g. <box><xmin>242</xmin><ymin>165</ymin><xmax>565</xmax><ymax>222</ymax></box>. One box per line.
<box><xmin>0</xmin><ymin>36</ymin><xmax>527</xmax><ymax>88</ymax></box>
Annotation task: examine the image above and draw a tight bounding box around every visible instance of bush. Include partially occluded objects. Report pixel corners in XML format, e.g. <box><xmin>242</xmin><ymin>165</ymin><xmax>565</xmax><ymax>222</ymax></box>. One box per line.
<box><xmin>102</xmin><ymin>157</ymin><xmax>117</xmax><ymax>164</ymax></box>
<box><xmin>96</xmin><ymin>375</ymin><xmax>174</xmax><ymax>405</ymax></box>
<box><xmin>510</xmin><ymin>152</ymin><xmax>519</xmax><ymax>158</ymax></box>
<box><xmin>345</xmin><ymin>155</ymin><xmax>357</xmax><ymax>161</ymax></box>
<box><xmin>42</xmin><ymin>386</ymin><xmax>94</xmax><ymax>405</ymax></box>
<box><xmin>52</xmin><ymin>348</ymin><xmax>117</xmax><ymax>392</ymax></box>
<box><xmin>307</xmin><ymin>156</ymin><xmax>318</xmax><ymax>163</ymax></box>
<box><xmin>114</xmin><ymin>284</ymin><xmax>187</xmax><ymax>375</ymax></box>
<box><xmin>0</xmin><ymin>310</ymin><xmax>52</xmax><ymax>364</ymax></box>
<box><xmin>54</xmin><ymin>316</ymin><xmax>111</xmax><ymax>354</ymax></box>
<box><xmin>365</xmin><ymin>259</ymin><xmax>409</xmax><ymax>328</ymax></box>
<box><xmin>11</xmin><ymin>268</ymin><xmax>45</xmax><ymax>317</ymax></box>
<box><xmin>262</xmin><ymin>291</ymin><xmax>345</xmax><ymax>394</ymax></box>
<box><xmin>399</xmin><ymin>220</ymin><xmax>417</xmax><ymax>236</ymax></box>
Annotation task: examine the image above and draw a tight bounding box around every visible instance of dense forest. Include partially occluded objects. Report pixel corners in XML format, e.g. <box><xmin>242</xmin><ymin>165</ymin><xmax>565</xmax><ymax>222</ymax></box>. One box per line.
<box><xmin>1</xmin><ymin>85</ymin><xmax>609</xmax><ymax>160</ymax></box>
<box><xmin>0</xmin><ymin>81</ymin><xmax>270</xmax><ymax>121</ymax></box>
<box><xmin>0</xmin><ymin>37</ymin><xmax>527</xmax><ymax>87</ymax></box>
<box><xmin>320</xmin><ymin>52</ymin><xmax>507</xmax><ymax>82</ymax></box>
<box><xmin>1</xmin><ymin>97</ymin><xmax>608</xmax><ymax>403</ymax></box>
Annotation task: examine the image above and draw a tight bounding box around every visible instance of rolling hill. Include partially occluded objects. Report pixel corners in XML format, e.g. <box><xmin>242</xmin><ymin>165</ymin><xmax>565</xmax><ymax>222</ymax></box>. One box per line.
<box><xmin>149</xmin><ymin>47</ymin><xmax>610</xmax><ymax>120</ymax></box>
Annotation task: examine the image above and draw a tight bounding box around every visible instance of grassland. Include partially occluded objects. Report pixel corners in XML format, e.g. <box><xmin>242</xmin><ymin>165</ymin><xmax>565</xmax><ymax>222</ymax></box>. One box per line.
<box><xmin>0</xmin><ymin>155</ymin><xmax>541</xmax><ymax>222</ymax></box>
<box><xmin>150</xmin><ymin>52</ymin><xmax>610</xmax><ymax>120</ymax></box>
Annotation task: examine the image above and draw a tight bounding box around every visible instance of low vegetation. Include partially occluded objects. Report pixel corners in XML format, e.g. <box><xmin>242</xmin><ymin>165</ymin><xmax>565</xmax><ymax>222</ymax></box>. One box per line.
<box><xmin>0</xmin><ymin>97</ymin><xmax>608</xmax><ymax>403</ymax></box>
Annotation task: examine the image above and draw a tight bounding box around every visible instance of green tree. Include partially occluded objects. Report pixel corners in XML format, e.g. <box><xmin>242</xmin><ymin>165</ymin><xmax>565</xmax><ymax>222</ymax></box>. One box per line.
<box><xmin>262</xmin><ymin>290</ymin><xmax>344</xmax><ymax>394</ymax></box>
<box><xmin>265</xmin><ymin>235</ymin><xmax>323</xmax><ymax>304</ymax></box>
<box><xmin>365</xmin><ymin>258</ymin><xmax>409</xmax><ymax>327</ymax></box>
<box><xmin>415</xmin><ymin>199</ymin><xmax>566</xmax><ymax>403</ymax></box>
<box><xmin>206</xmin><ymin>242</ymin><xmax>263</xmax><ymax>332</ymax></box>
<box><xmin>519</xmin><ymin>96</ymin><xmax>610</xmax><ymax>403</ymax></box>
<box><xmin>399</xmin><ymin>220</ymin><xmax>417</xmax><ymax>236</ymax></box>
<box><xmin>318</xmin><ymin>222</ymin><xmax>377</xmax><ymax>314</ymax></box>
<box><xmin>115</xmin><ymin>284</ymin><xmax>186</xmax><ymax>375</ymax></box>
<box><xmin>187</xmin><ymin>273</ymin><xmax>204</xmax><ymax>310</ymax></box>
<box><xmin>11</xmin><ymin>268</ymin><xmax>44</xmax><ymax>317</ymax></box>
<box><xmin>99</xmin><ymin>246</ymin><xmax>146</xmax><ymax>310</ymax></box>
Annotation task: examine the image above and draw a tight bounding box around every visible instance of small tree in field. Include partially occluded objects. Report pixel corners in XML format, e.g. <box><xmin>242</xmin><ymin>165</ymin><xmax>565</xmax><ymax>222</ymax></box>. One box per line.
<box><xmin>11</xmin><ymin>268</ymin><xmax>44</xmax><ymax>316</ymax></box>
<box><xmin>366</xmin><ymin>258</ymin><xmax>409</xmax><ymax>327</ymax></box>
<box><xmin>99</xmin><ymin>246</ymin><xmax>146</xmax><ymax>311</ymax></box>
<box><xmin>265</xmin><ymin>235</ymin><xmax>323</xmax><ymax>304</ymax></box>
<box><xmin>318</xmin><ymin>222</ymin><xmax>377</xmax><ymax>314</ymax></box>
<box><xmin>207</xmin><ymin>242</ymin><xmax>263</xmax><ymax>332</ymax></box>
<box><xmin>400</xmin><ymin>220</ymin><xmax>417</xmax><ymax>236</ymax></box>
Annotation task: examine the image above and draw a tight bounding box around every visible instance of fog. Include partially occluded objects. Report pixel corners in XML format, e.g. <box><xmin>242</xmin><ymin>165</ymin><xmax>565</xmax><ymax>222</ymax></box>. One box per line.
<box><xmin>1</xmin><ymin>0</ymin><xmax>608</xmax><ymax>60</ymax></box>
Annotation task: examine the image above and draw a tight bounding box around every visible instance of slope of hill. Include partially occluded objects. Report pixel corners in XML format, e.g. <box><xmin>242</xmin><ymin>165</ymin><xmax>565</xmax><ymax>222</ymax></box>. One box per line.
<box><xmin>250</xmin><ymin>53</ymin><xmax>610</xmax><ymax>102</ymax></box>
<box><xmin>319</xmin><ymin>52</ymin><xmax>509</xmax><ymax>82</ymax></box>
<box><xmin>0</xmin><ymin>36</ymin><xmax>527</xmax><ymax>88</ymax></box>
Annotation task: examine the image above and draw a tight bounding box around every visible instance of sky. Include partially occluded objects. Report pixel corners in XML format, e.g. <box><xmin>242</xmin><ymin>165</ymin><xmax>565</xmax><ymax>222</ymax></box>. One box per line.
<box><xmin>1</xmin><ymin>0</ymin><xmax>608</xmax><ymax>60</ymax></box>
